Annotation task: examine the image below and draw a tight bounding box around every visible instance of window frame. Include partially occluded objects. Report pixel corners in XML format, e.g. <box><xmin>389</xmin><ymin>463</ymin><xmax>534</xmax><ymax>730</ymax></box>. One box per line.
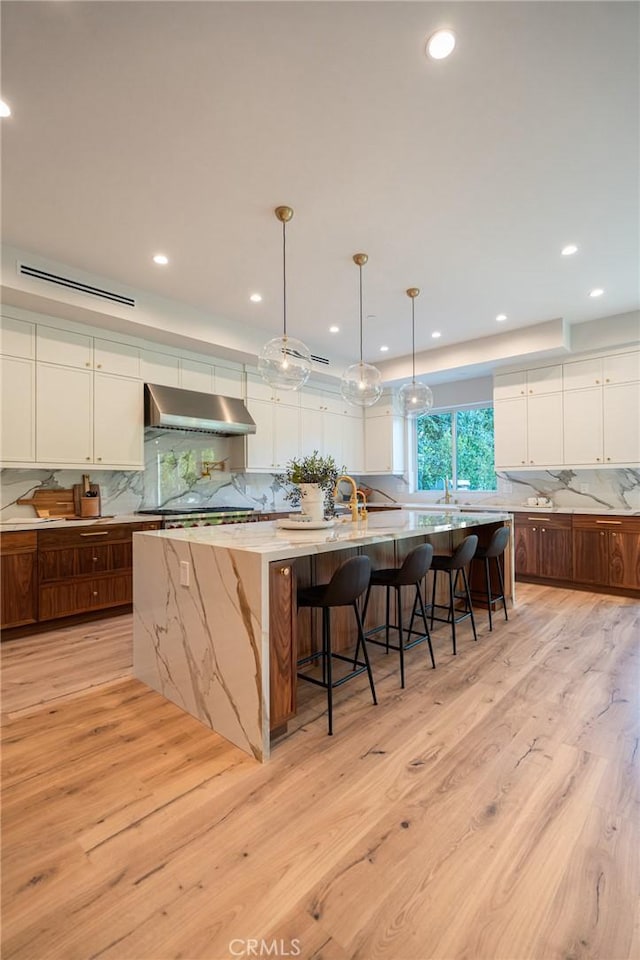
<box><xmin>414</xmin><ymin>401</ymin><xmax>497</xmax><ymax>493</ymax></box>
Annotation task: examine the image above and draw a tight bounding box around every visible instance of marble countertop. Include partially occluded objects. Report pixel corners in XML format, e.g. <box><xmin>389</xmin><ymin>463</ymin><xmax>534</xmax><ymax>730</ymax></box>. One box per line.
<box><xmin>0</xmin><ymin>513</ymin><xmax>164</xmax><ymax>531</ymax></box>
<box><xmin>391</xmin><ymin>502</ymin><xmax>639</xmax><ymax>516</ymax></box>
<box><xmin>134</xmin><ymin>510</ymin><xmax>512</xmax><ymax>562</ymax></box>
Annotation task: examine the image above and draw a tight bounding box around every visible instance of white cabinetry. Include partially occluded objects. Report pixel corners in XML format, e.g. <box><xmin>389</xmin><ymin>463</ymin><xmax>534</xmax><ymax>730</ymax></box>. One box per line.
<box><xmin>0</xmin><ymin>356</ymin><xmax>35</xmax><ymax>462</ymax></box>
<box><xmin>245</xmin><ymin>399</ymin><xmax>300</xmax><ymax>471</ymax></box>
<box><xmin>36</xmin><ymin>364</ymin><xmax>93</xmax><ymax>464</ymax></box>
<box><xmin>0</xmin><ymin>316</ymin><xmax>35</xmax><ymax>359</ymax></box>
<box><xmin>603</xmin><ymin>382</ymin><xmax>640</xmax><ymax>464</ymax></box>
<box><xmin>494</xmin><ymin>393</ymin><xmax>563</xmax><ymax>468</ymax></box>
<box><xmin>140</xmin><ymin>350</ymin><xmax>180</xmax><ymax>387</ymax></box>
<box><xmin>94</xmin><ymin>374</ymin><xmax>144</xmax><ymax>467</ymax></box>
<box><xmin>214</xmin><ymin>366</ymin><xmax>244</xmax><ymax>399</ymax></box>
<box><xmin>180</xmin><ymin>359</ymin><xmax>214</xmax><ymax>393</ymax></box>
<box><xmin>37</xmin><ymin>326</ymin><xmax>93</xmax><ymax>369</ymax></box>
<box><xmin>94</xmin><ymin>339</ymin><xmax>140</xmax><ymax>378</ymax></box>
<box><xmin>34</xmin><ymin>365</ymin><xmax>144</xmax><ymax>469</ymax></box>
<box><xmin>364</xmin><ymin>415</ymin><xmax>405</xmax><ymax>473</ymax></box>
<box><xmin>563</xmin><ymin>388</ymin><xmax>603</xmax><ymax>464</ymax></box>
<box><xmin>496</xmin><ymin>350</ymin><xmax>640</xmax><ymax>469</ymax></box>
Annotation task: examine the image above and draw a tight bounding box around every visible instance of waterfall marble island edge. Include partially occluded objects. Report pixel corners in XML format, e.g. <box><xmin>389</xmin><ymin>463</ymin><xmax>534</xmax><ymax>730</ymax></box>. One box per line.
<box><xmin>132</xmin><ymin>510</ymin><xmax>512</xmax><ymax>762</ymax></box>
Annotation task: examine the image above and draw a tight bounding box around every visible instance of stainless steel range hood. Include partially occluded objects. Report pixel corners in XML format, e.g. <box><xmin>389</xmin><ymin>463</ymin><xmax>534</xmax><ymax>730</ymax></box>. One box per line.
<box><xmin>144</xmin><ymin>383</ymin><xmax>256</xmax><ymax>436</ymax></box>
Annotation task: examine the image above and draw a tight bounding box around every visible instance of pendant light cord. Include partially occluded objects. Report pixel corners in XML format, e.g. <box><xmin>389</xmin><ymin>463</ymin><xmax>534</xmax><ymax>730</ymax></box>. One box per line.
<box><xmin>359</xmin><ymin>262</ymin><xmax>363</xmax><ymax>365</ymax></box>
<box><xmin>411</xmin><ymin>296</ymin><xmax>416</xmax><ymax>384</ymax></box>
<box><xmin>282</xmin><ymin>219</ymin><xmax>287</xmax><ymax>339</ymax></box>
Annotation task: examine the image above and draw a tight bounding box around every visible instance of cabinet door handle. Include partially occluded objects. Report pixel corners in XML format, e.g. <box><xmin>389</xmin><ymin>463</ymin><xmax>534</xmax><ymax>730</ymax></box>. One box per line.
<box><xmin>595</xmin><ymin>379</ymin><xmax>600</xmax><ymax>384</ymax></box>
<box><xmin>611</xmin><ymin>533</ymin><xmax>617</xmax><ymax>538</ymax></box>
<box><xmin>280</xmin><ymin>567</ymin><xmax>290</xmax><ymax>576</ymax></box>
<box><xmin>541</xmin><ymin>528</ymin><xmax>546</xmax><ymax>532</ymax></box>
<box><xmin>531</xmin><ymin>526</ymin><xmax>537</xmax><ymax>531</ymax></box>
<box><xmin>595</xmin><ymin>520</ymin><xmax>622</xmax><ymax>524</ymax></box>
<box><xmin>97</xmin><ymin>363</ymin><xmax>102</xmax><ymax>369</ymax></box>
<box><xmin>600</xmin><ymin>531</ymin><xmax>605</xmax><ymax>536</ymax></box>
<box><xmin>80</xmin><ymin>531</ymin><xmax>109</xmax><ymax>537</ymax></box>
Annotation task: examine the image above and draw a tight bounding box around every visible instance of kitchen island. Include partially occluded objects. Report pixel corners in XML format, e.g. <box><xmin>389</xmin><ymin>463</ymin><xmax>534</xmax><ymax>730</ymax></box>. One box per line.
<box><xmin>133</xmin><ymin>510</ymin><xmax>512</xmax><ymax>761</ymax></box>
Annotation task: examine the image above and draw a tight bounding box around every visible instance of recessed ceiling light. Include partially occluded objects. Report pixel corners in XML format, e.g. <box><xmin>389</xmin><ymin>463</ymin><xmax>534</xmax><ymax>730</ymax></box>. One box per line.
<box><xmin>380</xmin><ymin>345</ymin><xmax>389</xmax><ymax>352</ymax></box>
<box><xmin>496</xmin><ymin>314</ymin><xmax>508</xmax><ymax>322</ymax></box>
<box><xmin>0</xmin><ymin>100</ymin><xmax>11</xmax><ymax>118</ymax></box>
<box><xmin>153</xmin><ymin>253</ymin><xmax>169</xmax><ymax>265</ymax></box>
<box><xmin>432</xmin><ymin>331</ymin><xmax>442</xmax><ymax>339</ymax></box>
<box><xmin>561</xmin><ymin>244</ymin><xmax>578</xmax><ymax>256</ymax></box>
<box><xmin>426</xmin><ymin>29</ymin><xmax>456</xmax><ymax>60</ymax></box>
<box><xmin>589</xmin><ymin>288</ymin><xmax>604</xmax><ymax>298</ymax></box>
<box><xmin>249</xmin><ymin>293</ymin><xmax>262</xmax><ymax>303</ymax></box>
<box><xmin>329</xmin><ymin>325</ymin><xmax>340</xmax><ymax>333</ymax></box>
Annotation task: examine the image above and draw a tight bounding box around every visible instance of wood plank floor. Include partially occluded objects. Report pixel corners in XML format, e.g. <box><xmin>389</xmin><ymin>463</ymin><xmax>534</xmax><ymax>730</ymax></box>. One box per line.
<box><xmin>1</xmin><ymin>584</ymin><xmax>639</xmax><ymax>960</ymax></box>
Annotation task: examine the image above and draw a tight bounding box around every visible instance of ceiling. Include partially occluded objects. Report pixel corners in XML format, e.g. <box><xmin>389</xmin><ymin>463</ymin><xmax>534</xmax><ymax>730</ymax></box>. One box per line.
<box><xmin>1</xmin><ymin>1</ymin><xmax>638</xmax><ymax>370</ymax></box>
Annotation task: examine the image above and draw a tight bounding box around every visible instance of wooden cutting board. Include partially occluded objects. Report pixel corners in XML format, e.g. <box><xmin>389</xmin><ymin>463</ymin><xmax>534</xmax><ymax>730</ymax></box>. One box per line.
<box><xmin>16</xmin><ymin>489</ymin><xmax>76</xmax><ymax>518</ymax></box>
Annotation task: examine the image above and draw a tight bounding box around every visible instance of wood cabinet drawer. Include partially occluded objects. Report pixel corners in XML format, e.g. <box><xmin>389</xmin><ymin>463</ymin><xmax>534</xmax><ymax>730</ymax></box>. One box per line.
<box><xmin>515</xmin><ymin>514</ymin><xmax>572</xmax><ymax>529</ymax></box>
<box><xmin>40</xmin><ymin>542</ymin><xmax>134</xmax><ymax>582</ymax></box>
<box><xmin>0</xmin><ymin>531</ymin><xmax>37</xmax><ymax>554</ymax></box>
<box><xmin>39</xmin><ymin>575</ymin><xmax>132</xmax><ymax>621</ymax></box>
<box><xmin>38</xmin><ymin>523</ymin><xmax>157</xmax><ymax>549</ymax></box>
<box><xmin>572</xmin><ymin>515</ymin><xmax>640</xmax><ymax>534</ymax></box>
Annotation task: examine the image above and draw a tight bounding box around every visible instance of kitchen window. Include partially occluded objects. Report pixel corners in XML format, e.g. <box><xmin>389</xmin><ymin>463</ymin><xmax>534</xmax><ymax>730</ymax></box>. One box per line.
<box><xmin>416</xmin><ymin>405</ymin><xmax>497</xmax><ymax>492</ymax></box>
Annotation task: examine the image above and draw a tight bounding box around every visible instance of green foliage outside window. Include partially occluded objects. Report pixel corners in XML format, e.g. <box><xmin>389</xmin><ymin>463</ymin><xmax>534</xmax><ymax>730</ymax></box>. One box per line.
<box><xmin>416</xmin><ymin>406</ymin><xmax>496</xmax><ymax>491</ymax></box>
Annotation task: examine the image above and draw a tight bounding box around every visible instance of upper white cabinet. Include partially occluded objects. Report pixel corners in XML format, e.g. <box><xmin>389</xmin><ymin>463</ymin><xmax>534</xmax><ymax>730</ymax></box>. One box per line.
<box><xmin>37</xmin><ymin>326</ymin><xmax>93</xmax><ymax>369</ymax></box>
<box><xmin>494</xmin><ymin>365</ymin><xmax>562</xmax><ymax>399</ymax></box>
<box><xmin>36</xmin><ymin>364</ymin><xmax>93</xmax><ymax>464</ymax></box>
<box><xmin>245</xmin><ymin>398</ymin><xmax>300</xmax><ymax>471</ymax></box>
<box><xmin>214</xmin><ymin>365</ymin><xmax>244</xmax><ymax>399</ymax></box>
<box><xmin>603</xmin><ymin>382</ymin><xmax>640</xmax><ymax>464</ymax></box>
<box><xmin>0</xmin><ymin>316</ymin><xmax>35</xmax><ymax>359</ymax></box>
<box><xmin>180</xmin><ymin>358</ymin><xmax>214</xmax><ymax>393</ymax></box>
<box><xmin>140</xmin><ymin>349</ymin><xmax>180</xmax><ymax>387</ymax></box>
<box><xmin>94</xmin><ymin>339</ymin><xmax>140</xmax><ymax>378</ymax></box>
<box><xmin>495</xmin><ymin>349</ymin><xmax>640</xmax><ymax>469</ymax></box>
<box><xmin>494</xmin><ymin>395</ymin><xmax>563</xmax><ymax>468</ymax></box>
<box><xmin>364</xmin><ymin>415</ymin><xmax>404</xmax><ymax>474</ymax></box>
<box><xmin>0</xmin><ymin>356</ymin><xmax>35</xmax><ymax>462</ymax></box>
<box><xmin>94</xmin><ymin>374</ymin><xmax>144</xmax><ymax>467</ymax></box>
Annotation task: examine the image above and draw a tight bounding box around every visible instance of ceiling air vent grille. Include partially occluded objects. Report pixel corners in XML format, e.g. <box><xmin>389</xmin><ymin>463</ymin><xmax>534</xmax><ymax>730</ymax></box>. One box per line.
<box><xmin>18</xmin><ymin>262</ymin><xmax>136</xmax><ymax>307</ymax></box>
<box><xmin>311</xmin><ymin>354</ymin><xmax>329</xmax><ymax>365</ymax></box>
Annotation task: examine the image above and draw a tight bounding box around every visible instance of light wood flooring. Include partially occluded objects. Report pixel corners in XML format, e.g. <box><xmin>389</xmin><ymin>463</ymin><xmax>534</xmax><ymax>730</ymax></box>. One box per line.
<box><xmin>1</xmin><ymin>584</ymin><xmax>639</xmax><ymax>960</ymax></box>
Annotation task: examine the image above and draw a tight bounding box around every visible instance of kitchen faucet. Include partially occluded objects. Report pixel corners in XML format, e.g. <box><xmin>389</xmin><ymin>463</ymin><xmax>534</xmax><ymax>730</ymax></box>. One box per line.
<box><xmin>334</xmin><ymin>475</ymin><xmax>360</xmax><ymax>522</ymax></box>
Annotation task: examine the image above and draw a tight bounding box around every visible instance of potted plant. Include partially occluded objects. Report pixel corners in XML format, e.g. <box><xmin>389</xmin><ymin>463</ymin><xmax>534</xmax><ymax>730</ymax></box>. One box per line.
<box><xmin>278</xmin><ymin>451</ymin><xmax>344</xmax><ymax>520</ymax></box>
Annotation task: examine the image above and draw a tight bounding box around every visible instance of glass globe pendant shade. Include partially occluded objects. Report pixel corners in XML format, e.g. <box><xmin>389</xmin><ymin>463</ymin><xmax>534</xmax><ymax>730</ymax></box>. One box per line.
<box><xmin>258</xmin><ymin>335</ymin><xmax>312</xmax><ymax>391</ymax></box>
<box><xmin>399</xmin><ymin>380</ymin><xmax>434</xmax><ymax>417</ymax></box>
<box><xmin>340</xmin><ymin>361</ymin><xmax>383</xmax><ymax>407</ymax></box>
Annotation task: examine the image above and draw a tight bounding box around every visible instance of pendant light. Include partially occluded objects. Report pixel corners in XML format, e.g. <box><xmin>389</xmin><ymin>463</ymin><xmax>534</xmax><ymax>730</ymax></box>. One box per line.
<box><xmin>398</xmin><ymin>287</ymin><xmax>434</xmax><ymax>417</ymax></box>
<box><xmin>258</xmin><ymin>205</ymin><xmax>312</xmax><ymax>391</ymax></box>
<box><xmin>340</xmin><ymin>253</ymin><xmax>383</xmax><ymax>407</ymax></box>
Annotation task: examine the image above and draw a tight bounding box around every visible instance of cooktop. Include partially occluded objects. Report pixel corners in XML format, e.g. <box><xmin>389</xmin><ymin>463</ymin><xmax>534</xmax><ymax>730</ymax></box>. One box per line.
<box><xmin>137</xmin><ymin>507</ymin><xmax>255</xmax><ymax>516</ymax></box>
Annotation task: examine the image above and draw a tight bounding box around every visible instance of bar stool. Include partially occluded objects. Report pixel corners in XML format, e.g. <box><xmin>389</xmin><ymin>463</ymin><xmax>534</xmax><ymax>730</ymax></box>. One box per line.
<box><xmin>359</xmin><ymin>543</ymin><xmax>435</xmax><ymax>689</ymax></box>
<box><xmin>470</xmin><ymin>526</ymin><xmax>510</xmax><ymax>631</ymax></box>
<box><xmin>430</xmin><ymin>535</ymin><xmax>478</xmax><ymax>655</ymax></box>
<box><xmin>297</xmin><ymin>555</ymin><xmax>377</xmax><ymax>736</ymax></box>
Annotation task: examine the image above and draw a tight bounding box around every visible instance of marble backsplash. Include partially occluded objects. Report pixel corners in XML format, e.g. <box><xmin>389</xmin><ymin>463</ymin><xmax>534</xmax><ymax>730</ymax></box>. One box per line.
<box><xmin>2</xmin><ymin>428</ymin><xmax>639</xmax><ymax>518</ymax></box>
<box><xmin>370</xmin><ymin>468</ymin><xmax>640</xmax><ymax>512</ymax></box>
<box><xmin>0</xmin><ymin>430</ymin><xmax>292</xmax><ymax>520</ymax></box>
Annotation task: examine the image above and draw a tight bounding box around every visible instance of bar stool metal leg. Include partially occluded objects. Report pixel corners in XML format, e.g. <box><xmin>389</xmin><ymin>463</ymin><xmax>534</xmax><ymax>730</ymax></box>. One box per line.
<box><xmin>324</xmin><ymin>609</ymin><xmax>333</xmax><ymax>735</ymax></box>
<box><xmin>496</xmin><ymin>556</ymin><xmax>509</xmax><ymax>621</ymax></box>
<box><xmin>485</xmin><ymin>556</ymin><xmax>493</xmax><ymax>631</ymax></box>
<box><xmin>461</xmin><ymin>567</ymin><xmax>477</xmax><ymax>641</ymax></box>
<box><xmin>354</xmin><ymin>601</ymin><xmax>377</xmax><ymax>705</ymax></box>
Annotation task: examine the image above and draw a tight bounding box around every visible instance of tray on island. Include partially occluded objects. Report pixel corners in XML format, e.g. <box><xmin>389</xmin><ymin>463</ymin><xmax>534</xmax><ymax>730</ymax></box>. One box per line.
<box><xmin>277</xmin><ymin>518</ymin><xmax>336</xmax><ymax>530</ymax></box>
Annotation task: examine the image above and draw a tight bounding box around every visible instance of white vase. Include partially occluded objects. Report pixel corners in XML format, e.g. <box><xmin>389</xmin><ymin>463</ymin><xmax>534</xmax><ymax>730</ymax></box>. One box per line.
<box><xmin>298</xmin><ymin>483</ymin><xmax>325</xmax><ymax>521</ymax></box>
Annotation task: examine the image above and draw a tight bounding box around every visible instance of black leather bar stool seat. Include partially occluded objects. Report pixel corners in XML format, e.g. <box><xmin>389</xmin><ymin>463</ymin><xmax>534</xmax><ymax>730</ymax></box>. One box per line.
<box><xmin>470</xmin><ymin>526</ymin><xmax>510</xmax><ymax>631</ymax></box>
<box><xmin>297</xmin><ymin>555</ymin><xmax>377</xmax><ymax>736</ymax></box>
<box><xmin>430</xmin><ymin>534</ymin><xmax>478</xmax><ymax>655</ymax></box>
<box><xmin>360</xmin><ymin>543</ymin><xmax>435</xmax><ymax>688</ymax></box>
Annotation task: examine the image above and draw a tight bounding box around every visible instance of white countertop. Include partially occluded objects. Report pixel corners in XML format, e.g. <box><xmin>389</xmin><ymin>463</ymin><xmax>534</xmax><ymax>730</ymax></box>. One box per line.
<box><xmin>392</xmin><ymin>502</ymin><xmax>639</xmax><ymax>516</ymax></box>
<box><xmin>0</xmin><ymin>513</ymin><xmax>164</xmax><ymax>531</ymax></box>
<box><xmin>134</xmin><ymin>510</ymin><xmax>512</xmax><ymax>562</ymax></box>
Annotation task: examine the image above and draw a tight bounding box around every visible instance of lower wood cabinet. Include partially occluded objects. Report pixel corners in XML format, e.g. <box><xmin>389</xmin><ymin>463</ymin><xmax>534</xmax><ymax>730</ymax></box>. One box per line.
<box><xmin>514</xmin><ymin>514</ymin><xmax>572</xmax><ymax>581</ymax></box>
<box><xmin>268</xmin><ymin>560</ymin><xmax>298</xmax><ymax>731</ymax></box>
<box><xmin>1</xmin><ymin>532</ymin><xmax>38</xmax><ymax>628</ymax></box>
<box><xmin>573</xmin><ymin>516</ymin><xmax>640</xmax><ymax>590</ymax></box>
<box><xmin>1</xmin><ymin>521</ymin><xmax>160</xmax><ymax>632</ymax></box>
<box><xmin>37</xmin><ymin>524</ymin><xmax>159</xmax><ymax>621</ymax></box>
<box><xmin>514</xmin><ymin>513</ymin><xmax>639</xmax><ymax>594</ymax></box>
